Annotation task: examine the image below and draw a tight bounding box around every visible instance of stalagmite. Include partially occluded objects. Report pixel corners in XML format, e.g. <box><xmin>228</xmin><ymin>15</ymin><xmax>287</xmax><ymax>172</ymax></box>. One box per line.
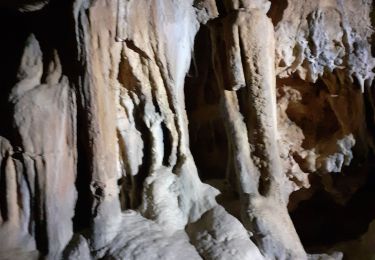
<box><xmin>209</xmin><ymin>1</ymin><xmax>306</xmax><ymax>258</ymax></box>
<box><xmin>0</xmin><ymin>0</ymin><xmax>375</xmax><ymax>259</ymax></box>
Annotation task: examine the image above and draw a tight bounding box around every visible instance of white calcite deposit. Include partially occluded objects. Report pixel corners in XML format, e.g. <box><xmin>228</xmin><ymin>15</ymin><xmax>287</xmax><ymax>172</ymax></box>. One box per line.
<box><xmin>0</xmin><ymin>0</ymin><xmax>374</xmax><ymax>259</ymax></box>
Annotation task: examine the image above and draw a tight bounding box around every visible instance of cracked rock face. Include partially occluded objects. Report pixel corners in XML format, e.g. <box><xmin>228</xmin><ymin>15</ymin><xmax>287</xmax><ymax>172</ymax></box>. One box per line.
<box><xmin>0</xmin><ymin>0</ymin><xmax>375</xmax><ymax>259</ymax></box>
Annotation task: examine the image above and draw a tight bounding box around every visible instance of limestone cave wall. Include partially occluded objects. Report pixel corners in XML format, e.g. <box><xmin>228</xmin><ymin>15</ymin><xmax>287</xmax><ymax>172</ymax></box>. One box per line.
<box><xmin>0</xmin><ymin>0</ymin><xmax>374</xmax><ymax>259</ymax></box>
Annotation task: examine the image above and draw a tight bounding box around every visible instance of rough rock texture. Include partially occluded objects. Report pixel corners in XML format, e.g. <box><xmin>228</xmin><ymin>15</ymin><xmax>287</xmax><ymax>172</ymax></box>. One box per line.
<box><xmin>0</xmin><ymin>0</ymin><xmax>375</xmax><ymax>259</ymax></box>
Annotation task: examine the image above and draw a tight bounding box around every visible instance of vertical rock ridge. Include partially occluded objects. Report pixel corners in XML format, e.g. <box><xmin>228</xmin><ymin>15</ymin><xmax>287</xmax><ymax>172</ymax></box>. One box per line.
<box><xmin>0</xmin><ymin>0</ymin><xmax>374</xmax><ymax>259</ymax></box>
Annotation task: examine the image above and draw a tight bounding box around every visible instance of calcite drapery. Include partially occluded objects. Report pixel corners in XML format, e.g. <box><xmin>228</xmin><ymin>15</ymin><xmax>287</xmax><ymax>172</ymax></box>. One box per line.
<box><xmin>0</xmin><ymin>0</ymin><xmax>374</xmax><ymax>259</ymax></box>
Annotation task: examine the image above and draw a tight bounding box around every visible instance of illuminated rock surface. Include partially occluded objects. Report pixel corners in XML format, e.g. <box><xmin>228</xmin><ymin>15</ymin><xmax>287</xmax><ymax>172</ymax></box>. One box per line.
<box><xmin>0</xmin><ymin>0</ymin><xmax>374</xmax><ymax>259</ymax></box>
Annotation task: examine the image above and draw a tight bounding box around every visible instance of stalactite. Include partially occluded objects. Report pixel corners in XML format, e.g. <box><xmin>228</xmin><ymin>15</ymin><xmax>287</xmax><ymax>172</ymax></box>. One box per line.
<box><xmin>0</xmin><ymin>0</ymin><xmax>375</xmax><ymax>259</ymax></box>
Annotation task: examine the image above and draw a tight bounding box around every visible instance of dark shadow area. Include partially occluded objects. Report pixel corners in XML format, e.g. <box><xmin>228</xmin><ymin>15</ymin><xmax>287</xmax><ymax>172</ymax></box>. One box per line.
<box><xmin>185</xmin><ymin>25</ymin><xmax>228</xmax><ymax>181</ymax></box>
<box><xmin>0</xmin><ymin>9</ymin><xmax>30</xmax><ymax>141</ymax></box>
<box><xmin>268</xmin><ymin>0</ymin><xmax>288</xmax><ymax>26</ymax></box>
<box><xmin>290</xmin><ymin>160</ymin><xmax>375</xmax><ymax>249</ymax></box>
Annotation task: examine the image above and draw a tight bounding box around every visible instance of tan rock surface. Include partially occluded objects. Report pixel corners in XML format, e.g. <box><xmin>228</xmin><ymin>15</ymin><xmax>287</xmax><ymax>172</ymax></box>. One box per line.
<box><xmin>0</xmin><ymin>0</ymin><xmax>374</xmax><ymax>259</ymax></box>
